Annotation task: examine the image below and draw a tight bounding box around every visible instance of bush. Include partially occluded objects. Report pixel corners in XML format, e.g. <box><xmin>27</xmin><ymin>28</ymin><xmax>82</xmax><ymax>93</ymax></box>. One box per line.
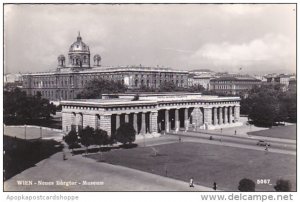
<box><xmin>238</xmin><ymin>178</ymin><xmax>255</xmax><ymax>192</ymax></box>
<box><xmin>79</xmin><ymin>126</ymin><xmax>94</xmax><ymax>153</ymax></box>
<box><xmin>63</xmin><ymin>130</ymin><xmax>79</xmax><ymax>151</ymax></box>
<box><xmin>115</xmin><ymin>123</ymin><xmax>136</xmax><ymax>145</ymax></box>
<box><xmin>274</xmin><ymin>179</ymin><xmax>292</xmax><ymax>191</ymax></box>
<box><xmin>93</xmin><ymin>129</ymin><xmax>109</xmax><ymax>148</ymax></box>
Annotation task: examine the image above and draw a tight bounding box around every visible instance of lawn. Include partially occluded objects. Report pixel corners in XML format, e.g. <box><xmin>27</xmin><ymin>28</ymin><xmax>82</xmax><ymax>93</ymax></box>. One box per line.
<box><xmin>248</xmin><ymin>125</ymin><xmax>296</xmax><ymax>140</ymax></box>
<box><xmin>88</xmin><ymin>142</ymin><xmax>296</xmax><ymax>191</ymax></box>
<box><xmin>3</xmin><ymin>135</ymin><xmax>63</xmax><ymax>180</ymax></box>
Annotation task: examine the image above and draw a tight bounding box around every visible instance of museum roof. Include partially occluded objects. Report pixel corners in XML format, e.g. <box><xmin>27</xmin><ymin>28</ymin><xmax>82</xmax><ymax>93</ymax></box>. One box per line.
<box><xmin>60</xmin><ymin>93</ymin><xmax>240</xmax><ymax>108</ymax></box>
<box><xmin>210</xmin><ymin>76</ymin><xmax>261</xmax><ymax>82</ymax></box>
<box><xmin>22</xmin><ymin>65</ymin><xmax>189</xmax><ymax>76</ymax></box>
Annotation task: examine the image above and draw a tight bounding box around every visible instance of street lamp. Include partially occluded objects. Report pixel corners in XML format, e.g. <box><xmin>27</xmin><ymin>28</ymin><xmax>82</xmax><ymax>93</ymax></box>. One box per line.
<box><xmin>40</xmin><ymin>126</ymin><xmax>42</xmax><ymax>139</ymax></box>
<box><xmin>24</xmin><ymin>125</ymin><xmax>27</xmax><ymax>139</ymax></box>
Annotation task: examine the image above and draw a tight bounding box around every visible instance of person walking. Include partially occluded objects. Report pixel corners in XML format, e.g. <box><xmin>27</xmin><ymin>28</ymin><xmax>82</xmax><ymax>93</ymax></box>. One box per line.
<box><xmin>213</xmin><ymin>182</ymin><xmax>217</xmax><ymax>191</ymax></box>
<box><xmin>265</xmin><ymin>144</ymin><xmax>269</xmax><ymax>152</ymax></box>
<box><xmin>189</xmin><ymin>178</ymin><xmax>194</xmax><ymax>187</ymax></box>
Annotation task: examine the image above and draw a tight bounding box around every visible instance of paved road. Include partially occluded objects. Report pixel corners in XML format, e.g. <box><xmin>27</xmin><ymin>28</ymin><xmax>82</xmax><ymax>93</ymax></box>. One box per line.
<box><xmin>165</xmin><ymin>132</ymin><xmax>296</xmax><ymax>156</ymax></box>
<box><xmin>4</xmin><ymin>125</ymin><xmax>64</xmax><ymax>140</ymax></box>
<box><xmin>4</xmin><ymin>150</ymin><xmax>213</xmax><ymax>191</ymax></box>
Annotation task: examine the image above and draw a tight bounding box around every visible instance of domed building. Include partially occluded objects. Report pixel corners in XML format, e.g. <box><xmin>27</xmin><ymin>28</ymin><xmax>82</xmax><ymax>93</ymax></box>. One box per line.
<box><xmin>22</xmin><ymin>32</ymin><xmax>189</xmax><ymax>101</ymax></box>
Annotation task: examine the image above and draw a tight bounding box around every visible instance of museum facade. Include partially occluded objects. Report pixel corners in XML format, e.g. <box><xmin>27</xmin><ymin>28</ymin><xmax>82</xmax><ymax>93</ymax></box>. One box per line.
<box><xmin>22</xmin><ymin>33</ymin><xmax>189</xmax><ymax>101</ymax></box>
<box><xmin>61</xmin><ymin>93</ymin><xmax>242</xmax><ymax>135</ymax></box>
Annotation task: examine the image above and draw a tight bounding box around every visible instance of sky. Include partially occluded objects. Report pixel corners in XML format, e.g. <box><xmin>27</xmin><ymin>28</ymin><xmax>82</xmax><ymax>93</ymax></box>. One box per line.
<box><xmin>4</xmin><ymin>4</ymin><xmax>296</xmax><ymax>74</ymax></box>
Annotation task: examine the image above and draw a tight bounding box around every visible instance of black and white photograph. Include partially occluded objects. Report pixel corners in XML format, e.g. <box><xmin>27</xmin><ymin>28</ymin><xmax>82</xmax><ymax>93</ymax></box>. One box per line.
<box><xmin>2</xmin><ymin>2</ymin><xmax>297</xmax><ymax>199</ymax></box>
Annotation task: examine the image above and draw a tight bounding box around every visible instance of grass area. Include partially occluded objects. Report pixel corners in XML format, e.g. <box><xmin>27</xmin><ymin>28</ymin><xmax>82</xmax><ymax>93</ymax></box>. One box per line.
<box><xmin>3</xmin><ymin>135</ymin><xmax>63</xmax><ymax>180</ymax></box>
<box><xmin>248</xmin><ymin>125</ymin><xmax>296</xmax><ymax>140</ymax></box>
<box><xmin>87</xmin><ymin>142</ymin><xmax>296</xmax><ymax>191</ymax></box>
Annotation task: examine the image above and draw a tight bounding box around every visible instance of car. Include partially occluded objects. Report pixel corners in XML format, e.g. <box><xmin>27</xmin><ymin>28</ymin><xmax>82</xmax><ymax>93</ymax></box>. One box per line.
<box><xmin>256</xmin><ymin>140</ymin><xmax>271</xmax><ymax>147</ymax></box>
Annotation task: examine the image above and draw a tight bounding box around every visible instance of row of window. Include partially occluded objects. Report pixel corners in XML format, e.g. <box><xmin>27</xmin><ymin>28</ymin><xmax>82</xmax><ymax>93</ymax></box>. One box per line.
<box><xmin>134</xmin><ymin>74</ymin><xmax>185</xmax><ymax>78</ymax></box>
<box><xmin>26</xmin><ymin>73</ymin><xmax>188</xmax><ymax>88</ymax></box>
<box><xmin>32</xmin><ymin>90</ymin><xmax>73</xmax><ymax>100</ymax></box>
<box><xmin>212</xmin><ymin>81</ymin><xmax>260</xmax><ymax>84</ymax></box>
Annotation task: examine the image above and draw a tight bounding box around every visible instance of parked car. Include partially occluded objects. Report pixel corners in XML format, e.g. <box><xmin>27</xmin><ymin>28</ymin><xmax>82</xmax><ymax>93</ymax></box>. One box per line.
<box><xmin>256</xmin><ymin>140</ymin><xmax>271</xmax><ymax>147</ymax></box>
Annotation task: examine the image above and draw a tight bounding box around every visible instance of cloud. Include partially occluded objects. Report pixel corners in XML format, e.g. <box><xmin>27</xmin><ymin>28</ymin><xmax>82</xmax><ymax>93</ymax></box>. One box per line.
<box><xmin>4</xmin><ymin>4</ymin><xmax>296</xmax><ymax>74</ymax></box>
<box><xmin>185</xmin><ymin>34</ymin><xmax>295</xmax><ymax>73</ymax></box>
<box><xmin>219</xmin><ymin>4</ymin><xmax>264</xmax><ymax>16</ymax></box>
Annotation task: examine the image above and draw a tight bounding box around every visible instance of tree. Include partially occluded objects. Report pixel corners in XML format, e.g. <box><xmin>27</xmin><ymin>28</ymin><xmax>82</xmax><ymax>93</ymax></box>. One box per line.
<box><xmin>93</xmin><ymin>129</ymin><xmax>109</xmax><ymax>149</ymax></box>
<box><xmin>249</xmin><ymin>99</ymin><xmax>278</xmax><ymax>127</ymax></box>
<box><xmin>274</xmin><ymin>179</ymin><xmax>292</xmax><ymax>191</ymax></box>
<box><xmin>187</xmin><ymin>84</ymin><xmax>205</xmax><ymax>93</ymax></box>
<box><xmin>76</xmin><ymin>79</ymin><xmax>127</xmax><ymax>99</ymax></box>
<box><xmin>63</xmin><ymin>130</ymin><xmax>79</xmax><ymax>152</ymax></box>
<box><xmin>159</xmin><ymin>81</ymin><xmax>181</xmax><ymax>92</ymax></box>
<box><xmin>79</xmin><ymin>126</ymin><xmax>94</xmax><ymax>154</ymax></box>
<box><xmin>4</xmin><ymin>88</ymin><xmax>57</xmax><ymax>124</ymax></box>
<box><xmin>115</xmin><ymin>123</ymin><xmax>136</xmax><ymax>145</ymax></box>
<box><xmin>132</xmin><ymin>94</ymin><xmax>140</xmax><ymax>101</ymax></box>
<box><xmin>241</xmin><ymin>84</ymin><xmax>296</xmax><ymax>126</ymax></box>
<box><xmin>238</xmin><ymin>178</ymin><xmax>255</xmax><ymax>192</ymax></box>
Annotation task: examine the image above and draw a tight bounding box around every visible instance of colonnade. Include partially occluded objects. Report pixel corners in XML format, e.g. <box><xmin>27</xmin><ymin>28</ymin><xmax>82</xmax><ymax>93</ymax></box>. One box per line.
<box><xmin>67</xmin><ymin>105</ymin><xmax>240</xmax><ymax>135</ymax></box>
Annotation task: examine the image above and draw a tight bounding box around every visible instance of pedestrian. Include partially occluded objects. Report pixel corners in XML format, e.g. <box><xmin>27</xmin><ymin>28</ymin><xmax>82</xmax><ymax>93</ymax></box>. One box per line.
<box><xmin>265</xmin><ymin>144</ymin><xmax>269</xmax><ymax>152</ymax></box>
<box><xmin>213</xmin><ymin>182</ymin><xmax>217</xmax><ymax>191</ymax></box>
<box><xmin>189</xmin><ymin>178</ymin><xmax>194</xmax><ymax>187</ymax></box>
<box><xmin>63</xmin><ymin>151</ymin><xmax>67</xmax><ymax>160</ymax></box>
<box><xmin>178</xmin><ymin>136</ymin><xmax>181</xmax><ymax>142</ymax></box>
<box><xmin>234</xmin><ymin>130</ymin><xmax>237</xmax><ymax>135</ymax></box>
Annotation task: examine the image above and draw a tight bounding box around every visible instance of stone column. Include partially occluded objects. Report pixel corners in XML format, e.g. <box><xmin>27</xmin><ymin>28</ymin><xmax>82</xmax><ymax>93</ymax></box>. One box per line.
<box><xmin>95</xmin><ymin>115</ymin><xmax>100</xmax><ymax>129</ymax></box>
<box><xmin>228</xmin><ymin>106</ymin><xmax>232</xmax><ymax>123</ymax></box>
<box><xmin>148</xmin><ymin>112</ymin><xmax>152</xmax><ymax>134</ymax></box>
<box><xmin>125</xmin><ymin>114</ymin><xmax>129</xmax><ymax>123</ymax></box>
<box><xmin>175</xmin><ymin>109</ymin><xmax>179</xmax><ymax>132</ymax></box>
<box><xmin>116</xmin><ymin>114</ymin><xmax>120</xmax><ymax>130</ymax></box>
<box><xmin>133</xmin><ymin>113</ymin><xmax>138</xmax><ymax>134</ymax></box>
<box><xmin>203</xmin><ymin>107</ymin><xmax>212</xmax><ymax>126</ymax></box>
<box><xmin>165</xmin><ymin>109</ymin><xmax>170</xmax><ymax>133</ymax></box>
<box><xmin>71</xmin><ymin>113</ymin><xmax>76</xmax><ymax>131</ymax></box>
<box><xmin>213</xmin><ymin>107</ymin><xmax>218</xmax><ymax>125</ymax></box>
<box><xmin>77</xmin><ymin>113</ymin><xmax>83</xmax><ymax>132</ymax></box>
<box><xmin>100</xmin><ymin>115</ymin><xmax>112</xmax><ymax>136</ymax></box>
<box><xmin>141</xmin><ymin>113</ymin><xmax>146</xmax><ymax>135</ymax></box>
<box><xmin>218</xmin><ymin>107</ymin><xmax>223</xmax><ymax>125</ymax></box>
<box><xmin>184</xmin><ymin>108</ymin><xmax>189</xmax><ymax>130</ymax></box>
<box><xmin>150</xmin><ymin>112</ymin><xmax>158</xmax><ymax>133</ymax></box>
<box><xmin>224</xmin><ymin>107</ymin><xmax>228</xmax><ymax>124</ymax></box>
<box><xmin>234</xmin><ymin>105</ymin><xmax>240</xmax><ymax>122</ymax></box>
<box><xmin>192</xmin><ymin>107</ymin><xmax>202</xmax><ymax>129</ymax></box>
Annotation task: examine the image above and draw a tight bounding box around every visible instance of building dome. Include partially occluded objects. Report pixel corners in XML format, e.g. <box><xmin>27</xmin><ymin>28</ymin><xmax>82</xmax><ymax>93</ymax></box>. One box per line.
<box><xmin>57</xmin><ymin>54</ymin><xmax>65</xmax><ymax>67</ymax></box>
<box><xmin>93</xmin><ymin>54</ymin><xmax>101</xmax><ymax>61</ymax></box>
<box><xmin>93</xmin><ymin>54</ymin><xmax>101</xmax><ymax>66</ymax></box>
<box><xmin>69</xmin><ymin>32</ymin><xmax>90</xmax><ymax>53</ymax></box>
<box><xmin>58</xmin><ymin>54</ymin><xmax>65</xmax><ymax>60</ymax></box>
<box><xmin>68</xmin><ymin>32</ymin><xmax>91</xmax><ymax>68</ymax></box>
